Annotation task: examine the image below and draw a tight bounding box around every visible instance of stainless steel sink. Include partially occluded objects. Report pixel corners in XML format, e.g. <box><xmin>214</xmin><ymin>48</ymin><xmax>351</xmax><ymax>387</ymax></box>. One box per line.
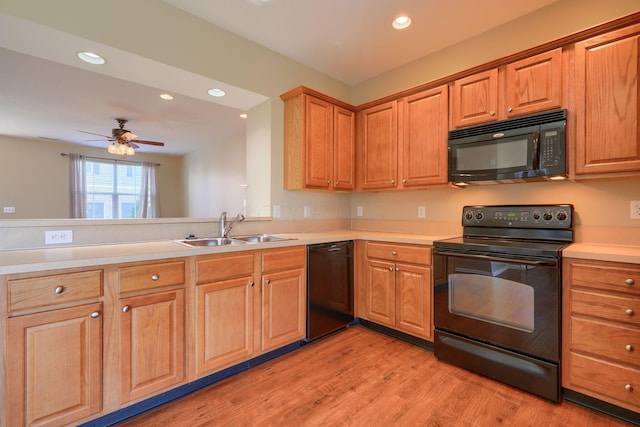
<box><xmin>234</xmin><ymin>234</ymin><xmax>294</xmax><ymax>243</ymax></box>
<box><xmin>176</xmin><ymin>237</ymin><xmax>246</xmax><ymax>247</ymax></box>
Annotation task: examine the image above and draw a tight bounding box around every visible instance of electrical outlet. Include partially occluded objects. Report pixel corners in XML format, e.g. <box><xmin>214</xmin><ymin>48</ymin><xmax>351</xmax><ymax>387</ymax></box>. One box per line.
<box><xmin>45</xmin><ymin>230</ymin><xmax>73</xmax><ymax>244</ymax></box>
<box><xmin>304</xmin><ymin>205</ymin><xmax>311</xmax><ymax>218</ymax></box>
<box><xmin>631</xmin><ymin>200</ymin><xmax>640</xmax><ymax>219</ymax></box>
<box><xmin>357</xmin><ymin>206</ymin><xmax>363</xmax><ymax>217</ymax></box>
<box><xmin>273</xmin><ymin>205</ymin><xmax>281</xmax><ymax>218</ymax></box>
<box><xmin>417</xmin><ymin>206</ymin><xmax>426</xmax><ymax>218</ymax></box>
<box><xmin>3</xmin><ymin>206</ymin><xmax>15</xmax><ymax>214</ymax></box>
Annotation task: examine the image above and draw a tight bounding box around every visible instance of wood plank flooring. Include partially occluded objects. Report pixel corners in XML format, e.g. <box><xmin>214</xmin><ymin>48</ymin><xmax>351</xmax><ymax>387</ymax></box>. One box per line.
<box><xmin>117</xmin><ymin>326</ymin><xmax>631</xmax><ymax>426</ymax></box>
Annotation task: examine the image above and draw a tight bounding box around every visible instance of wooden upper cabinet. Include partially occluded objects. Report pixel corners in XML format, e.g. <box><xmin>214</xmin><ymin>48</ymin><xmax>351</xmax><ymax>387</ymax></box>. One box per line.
<box><xmin>574</xmin><ymin>24</ymin><xmax>640</xmax><ymax>177</ymax></box>
<box><xmin>400</xmin><ymin>85</ymin><xmax>449</xmax><ymax>187</ymax></box>
<box><xmin>282</xmin><ymin>87</ymin><xmax>355</xmax><ymax>190</ymax></box>
<box><xmin>504</xmin><ymin>48</ymin><xmax>562</xmax><ymax>117</ymax></box>
<box><xmin>357</xmin><ymin>100</ymin><xmax>398</xmax><ymax>190</ymax></box>
<box><xmin>451</xmin><ymin>69</ymin><xmax>499</xmax><ymax>128</ymax></box>
<box><xmin>452</xmin><ymin>48</ymin><xmax>563</xmax><ymax>128</ymax></box>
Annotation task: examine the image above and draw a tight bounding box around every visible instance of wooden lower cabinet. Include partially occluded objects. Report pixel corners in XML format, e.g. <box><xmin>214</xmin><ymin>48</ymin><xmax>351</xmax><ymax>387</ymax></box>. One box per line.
<box><xmin>363</xmin><ymin>242</ymin><xmax>433</xmax><ymax>340</ymax></box>
<box><xmin>262</xmin><ymin>267</ymin><xmax>306</xmax><ymax>351</ymax></box>
<box><xmin>7</xmin><ymin>302</ymin><xmax>103</xmax><ymax>427</ymax></box>
<box><xmin>563</xmin><ymin>258</ymin><xmax>640</xmax><ymax>413</ymax></box>
<box><xmin>119</xmin><ymin>289</ymin><xmax>185</xmax><ymax>404</ymax></box>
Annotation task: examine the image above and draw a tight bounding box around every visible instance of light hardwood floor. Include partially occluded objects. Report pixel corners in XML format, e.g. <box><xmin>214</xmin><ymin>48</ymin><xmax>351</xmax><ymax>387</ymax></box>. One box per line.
<box><xmin>117</xmin><ymin>326</ymin><xmax>631</xmax><ymax>426</ymax></box>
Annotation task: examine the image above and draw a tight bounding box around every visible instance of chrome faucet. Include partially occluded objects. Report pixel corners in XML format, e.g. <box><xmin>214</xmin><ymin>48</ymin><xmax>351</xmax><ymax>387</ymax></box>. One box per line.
<box><xmin>219</xmin><ymin>211</ymin><xmax>245</xmax><ymax>237</ymax></box>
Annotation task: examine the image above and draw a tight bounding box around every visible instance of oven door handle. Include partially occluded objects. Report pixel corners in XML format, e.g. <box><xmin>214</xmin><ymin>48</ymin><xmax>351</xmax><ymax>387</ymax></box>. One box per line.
<box><xmin>434</xmin><ymin>250</ymin><xmax>558</xmax><ymax>267</ymax></box>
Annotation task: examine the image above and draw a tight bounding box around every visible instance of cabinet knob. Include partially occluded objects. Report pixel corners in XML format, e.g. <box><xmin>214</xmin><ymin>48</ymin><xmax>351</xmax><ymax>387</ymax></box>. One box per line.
<box><xmin>327</xmin><ymin>180</ymin><xmax>331</xmax><ymax>184</ymax></box>
<box><xmin>151</xmin><ymin>274</ymin><xmax>159</xmax><ymax>281</ymax></box>
<box><xmin>395</xmin><ymin>267</ymin><xmax>400</xmax><ymax>272</ymax></box>
<box><xmin>91</xmin><ymin>311</ymin><xmax>100</xmax><ymax>318</ymax></box>
<box><xmin>391</xmin><ymin>251</ymin><xmax>397</xmax><ymax>255</ymax></box>
<box><xmin>626</xmin><ymin>278</ymin><xmax>635</xmax><ymax>285</ymax></box>
<box><xmin>391</xmin><ymin>179</ymin><xmax>395</xmax><ymax>185</ymax></box>
<box><xmin>265</xmin><ymin>279</ymin><xmax>271</xmax><ymax>285</ymax></box>
<box><xmin>626</xmin><ymin>309</ymin><xmax>634</xmax><ymax>316</ymax></box>
<box><xmin>249</xmin><ymin>281</ymin><xmax>255</xmax><ymax>287</ymax></box>
<box><xmin>402</xmin><ymin>179</ymin><xmax>407</xmax><ymax>184</ymax></box>
<box><xmin>388</xmin><ymin>267</ymin><xmax>393</xmax><ymax>271</ymax></box>
<box><xmin>507</xmin><ymin>107</ymin><xmax>513</xmax><ymax>112</ymax></box>
<box><xmin>626</xmin><ymin>344</ymin><xmax>633</xmax><ymax>352</ymax></box>
<box><xmin>489</xmin><ymin>111</ymin><xmax>495</xmax><ymax>116</ymax></box>
<box><xmin>122</xmin><ymin>305</ymin><xmax>131</xmax><ymax>313</ymax></box>
<box><xmin>625</xmin><ymin>384</ymin><xmax>633</xmax><ymax>392</ymax></box>
<box><xmin>335</xmin><ymin>181</ymin><xmax>340</xmax><ymax>185</ymax></box>
<box><xmin>54</xmin><ymin>286</ymin><xmax>64</xmax><ymax>294</ymax></box>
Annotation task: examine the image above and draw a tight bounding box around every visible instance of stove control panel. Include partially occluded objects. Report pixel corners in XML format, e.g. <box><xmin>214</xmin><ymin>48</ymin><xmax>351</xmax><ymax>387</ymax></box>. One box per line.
<box><xmin>462</xmin><ymin>205</ymin><xmax>573</xmax><ymax>229</ymax></box>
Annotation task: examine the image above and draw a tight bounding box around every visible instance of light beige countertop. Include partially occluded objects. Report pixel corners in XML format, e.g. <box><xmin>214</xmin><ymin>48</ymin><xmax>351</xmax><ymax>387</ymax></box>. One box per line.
<box><xmin>0</xmin><ymin>230</ymin><xmax>453</xmax><ymax>275</ymax></box>
<box><xmin>562</xmin><ymin>243</ymin><xmax>640</xmax><ymax>264</ymax></box>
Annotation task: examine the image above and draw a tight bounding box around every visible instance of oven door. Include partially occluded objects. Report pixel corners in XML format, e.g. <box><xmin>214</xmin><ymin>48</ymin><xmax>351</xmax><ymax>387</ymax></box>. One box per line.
<box><xmin>433</xmin><ymin>249</ymin><xmax>560</xmax><ymax>362</ymax></box>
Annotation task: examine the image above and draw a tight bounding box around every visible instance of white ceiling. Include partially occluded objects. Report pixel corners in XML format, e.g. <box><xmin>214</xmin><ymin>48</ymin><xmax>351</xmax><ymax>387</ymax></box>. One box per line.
<box><xmin>0</xmin><ymin>0</ymin><xmax>558</xmax><ymax>155</ymax></box>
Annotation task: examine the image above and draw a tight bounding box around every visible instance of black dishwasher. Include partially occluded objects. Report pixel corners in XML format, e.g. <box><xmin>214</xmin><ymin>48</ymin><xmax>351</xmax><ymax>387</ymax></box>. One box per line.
<box><xmin>306</xmin><ymin>241</ymin><xmax>354</xmax><ymax>341</ymax></box>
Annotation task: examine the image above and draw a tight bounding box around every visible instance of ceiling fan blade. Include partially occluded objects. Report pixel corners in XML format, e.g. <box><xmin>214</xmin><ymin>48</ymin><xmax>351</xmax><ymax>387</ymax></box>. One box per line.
<box><xmin>131</xmin><ymin>139</ymin><xmax>165</xmax><ymax>146</ymax></box>
<box><xmin>77</xmin><ymin>129</ymin><xmax>111</xmax><ymax>138</ymax></box>
<box><xmin>84</xmin><ymin>138</ymin><xmax>115</xmax><ymax>142</ymax></box>
<box><xmin>129</xmin><ymin>142</ymin><xmax>140</xmax><ymax>149</ymax></box>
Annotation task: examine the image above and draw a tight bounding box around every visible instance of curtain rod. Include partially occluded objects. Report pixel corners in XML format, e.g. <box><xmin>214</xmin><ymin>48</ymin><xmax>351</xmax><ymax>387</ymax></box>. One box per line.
<box><xmin>60</xmin><ymin>153</ymin><xmax>160</xmax><ymax>166</ymax></box>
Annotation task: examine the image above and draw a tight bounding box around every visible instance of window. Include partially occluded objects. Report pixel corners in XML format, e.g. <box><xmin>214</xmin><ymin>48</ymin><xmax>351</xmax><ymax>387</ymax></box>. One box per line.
<box><xmin>85</xmin><ymin>160</ymin><xmax>143</xmax><ymax>219</ymax></box>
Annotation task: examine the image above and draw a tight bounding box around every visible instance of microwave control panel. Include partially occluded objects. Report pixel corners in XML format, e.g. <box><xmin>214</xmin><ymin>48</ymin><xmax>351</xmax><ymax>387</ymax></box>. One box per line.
<box><xmin>539</xmin><ymin>123</ymin><xmax>566</xmax><ymax>172</ymax></box>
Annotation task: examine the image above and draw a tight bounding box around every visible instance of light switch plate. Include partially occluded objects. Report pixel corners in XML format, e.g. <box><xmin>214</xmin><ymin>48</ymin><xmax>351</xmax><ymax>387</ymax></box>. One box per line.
<box><xmin>631</xmin><ymin>200</ymin><xmax>640</xmax><ymax>219</ymax></box>
<box><xmin>417</xmin><ymin>206</ymin><xmax>426</xmax><ymax>218</ymax></box>
<box><xmin>45</xmin><ymin>230</ymin><xmax>73</xmax><ymax>244</ymax></box>
<box><xmin>303</xmin><ymin>205</ymin><xmax>311</xmax><ymax>218</ymax></box>
<box><xmin>273</xmin><ymin>205</ymin><xmax>281</xmax><ymax>218</ymax></box>
<box><xmin>357</xmin><ymin>206</ymin><xmax>363</xmax><ymax>217</ymax></box>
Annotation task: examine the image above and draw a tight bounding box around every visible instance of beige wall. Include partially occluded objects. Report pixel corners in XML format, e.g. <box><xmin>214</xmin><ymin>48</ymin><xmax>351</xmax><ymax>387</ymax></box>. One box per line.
<box><xmin>0</xmin><ymin>135</ymin><xmax>184</xmax><ymax>219</ymax></box>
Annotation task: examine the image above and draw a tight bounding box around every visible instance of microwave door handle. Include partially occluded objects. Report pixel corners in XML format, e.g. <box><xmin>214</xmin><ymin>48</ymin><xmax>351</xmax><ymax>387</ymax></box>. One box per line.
<box><xmin>434</xmin><ymin>250</ymin><xmax>558</xmax><ymax>267</ymax></box>
<box><xmin>532</xmin><ymin>131</ymin><xmax>540</xmax><ymax>169</ymax></box>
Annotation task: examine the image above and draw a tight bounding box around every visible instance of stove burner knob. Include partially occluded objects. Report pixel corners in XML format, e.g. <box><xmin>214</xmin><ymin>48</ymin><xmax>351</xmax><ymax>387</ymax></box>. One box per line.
<box><xmin>532</xmin><ymin>212</ymin><xmax>541</xmax><ymax>220</ymax></box>
<box><xmin>543</xmin><ymin>212</ymin><xmax>553</xmax><ymax>221</ymax></box>
<box><xmin>465</xmin><ymin>211</ymin><xmax>473</xmax><ymax>220</ymax></box>
<box><xmin>556</xmin><ymin>211</ymin><xmax>567</xmax><ymax>221</ymax></box>
<box><xmin>475</xmin><ymin>212</ymin><xmax>483</xmax><ymax>220</ymax></box>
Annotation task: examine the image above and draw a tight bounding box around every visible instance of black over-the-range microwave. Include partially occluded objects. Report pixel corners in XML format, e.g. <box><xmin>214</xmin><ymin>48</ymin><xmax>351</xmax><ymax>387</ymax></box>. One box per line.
<box><xmin>448</xmin><ymin>109</ymin><xmax>567</xmax><ymax>185</ymax></box>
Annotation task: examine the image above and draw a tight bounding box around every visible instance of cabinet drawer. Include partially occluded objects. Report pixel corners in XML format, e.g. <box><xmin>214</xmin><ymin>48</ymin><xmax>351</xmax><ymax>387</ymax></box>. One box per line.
<box><xmin>262</xmin><ymin>247</ymin><xmax>306</xmax><ymax>273</ymax></box>
<box><xmin>8</xmin><ymin>270</ymin><xmax>102</xmax><ymax>312</ymax></box>
<box><xmin>367</xmin><ymin>242</ymin><xmax>432</xmax><ymax>265</ymax></box>
<box><xmin>571</xmin><ymin>289</ymin><xmax>640</xmax><ymax>326</ymax></box>
<box><xmin>568</xmin><ymin>352</ymin><xmax>640</xmax><ymax>412</ymax></box>
<box><xmin>568</xmin><ymin>261</ymin><xmax>640</xmax><ymax>296</ymax></box>
<box><xmin>120</xmin><ymin>260</ymin><xmax>185</xmax><ymax>293</ymax></box>
<box><xmin>571</xmin><ymin>317</ymin><xmax>640</xmax><ymax>367</ymax></box>
<box><xmin>196</xmin><ymin>253</ymin><xmax>255</xmax><ymax>284</ymax></box>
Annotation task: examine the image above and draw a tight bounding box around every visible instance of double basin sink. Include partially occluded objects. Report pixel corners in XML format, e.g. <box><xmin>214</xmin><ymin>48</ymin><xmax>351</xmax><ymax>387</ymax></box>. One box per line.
<box><xmin>176</xmin><ymin>234</ymin><xmax>294</xmax><ymax>248</ymax></box>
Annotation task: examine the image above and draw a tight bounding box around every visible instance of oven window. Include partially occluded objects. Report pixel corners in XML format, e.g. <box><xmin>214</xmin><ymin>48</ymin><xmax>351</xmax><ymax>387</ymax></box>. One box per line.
<box><xmin>455</xmin><ymin>137</ymin><xmax>529</xmax><ymax>171</ymax></box>
<box><xmin>448</xmin><ymin>270</ymin><xmax>534</xmax><ymax>333</ymax></box>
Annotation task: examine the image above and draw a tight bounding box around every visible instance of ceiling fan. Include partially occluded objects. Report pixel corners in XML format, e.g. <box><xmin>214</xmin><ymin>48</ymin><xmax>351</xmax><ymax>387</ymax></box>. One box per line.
<box><xmin>78</xmin><ymin>118</ymin><xmax>165</xmax><ymax>155</ymax></box>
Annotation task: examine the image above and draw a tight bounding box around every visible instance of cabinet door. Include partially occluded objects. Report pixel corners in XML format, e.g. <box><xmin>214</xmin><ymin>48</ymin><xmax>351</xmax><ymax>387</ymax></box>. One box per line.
<box><xmin>504</xmin><ymin>48</ymin><xmax>562</xmax><ymax>117</ymax></box>
<box><xmin>195</xmin><ymin>277</ymin><xmax>255</xmax><ymax>375</ymax></box>
<box><xmin>395</xmin><ymin>263</ymin><xmax>432</xmax><ymax>339</ymax></box>
<box><xmin>333</xmin><ymin>105</ymin><xmax>356</xmax><ymax>190</ymax></box>
<box><xmin>262</xmin><ymin>268</ymin><xmax>306</xmax><ymax>351</ymax></box>
<box><xmin>365</xmin><ymin>259</ymin><xmax>395</xmax><ymax>327</ymax></box>
<box><xmin>401</xmin><ymin>85</ymin><xmax>449</xmax><ymax>187</ymax></box>
<box><xmin>574</xmin><ymin>25</ymin><xmax>640</xmax><ymax>176</ymax></box>
<box><xmin>358</xmin><ymin>101</ymin><xmax>398</xmax><ymax>189</ymax></box>
<box><xmin>452</xmin><ymin>69</ymin><xmax>499</xmax><ymax>128</ymax></box>
<box><xmin>119</xmin><ymin>289</ymin><xmax>185</xmax><ymax>403</ymax></box>
<box><xmin>305</xmin><ymin>95</ymin><xmax>334</xmax><ymax>188</ymax></box>
<box><xmin>7</xmin><ymin>303</ymin><xmax>102</xmax><ymax>427</ymax></box>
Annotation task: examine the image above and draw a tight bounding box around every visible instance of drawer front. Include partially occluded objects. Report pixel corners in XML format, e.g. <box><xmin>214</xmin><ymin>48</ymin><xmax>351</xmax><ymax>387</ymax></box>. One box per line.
<box><xmin>569</xmin><ymin>352</ymin><xmax>640</xmax><ymax>411</ymax></box>
<box><xmin>196</xmin><ymin>253</ymin><xmax>255</xmax><ymax>284</ymax></box>
<box><xmin>8</xmin><ymin>270</ymin><xmax>102</xmax><ymax>312</ymax></box>
<box><xmin>569</xmin><ymin>261</ymin><xmax>640</xmax><ymax>296</ymax></box>
<box><xmin>262</xmin><ymin>247</ymin><xmax>306</xmax><ymax>273</ymax></box>
<box><xmin>367</xmin><ymin>242</ymin><xmax>432</xmax><ymax>265</ymax></box>
<box><xmin>120</xmin><ymin>260</ymin><xmax>185</xmax><ymax>293</ymax></box>
<box><xmin>571</xmin><ymin>317</ymin><xmax>640</xmax><ymax>366</ymax></box>
<box><xmin>571</xmin><ymin>289</ymin><xmax>640</xmax><ymax>326</ymax></box>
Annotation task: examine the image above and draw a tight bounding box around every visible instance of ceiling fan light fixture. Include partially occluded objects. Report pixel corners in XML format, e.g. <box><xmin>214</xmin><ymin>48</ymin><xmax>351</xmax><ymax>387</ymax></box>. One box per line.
<box><xmin>121</xmin><ymin>131</ymin><xmax>137</xmax><ymax>140</ymax></box>
<box><xmin>126</xmin><ymin>145</ymin><xmax>135</xmax><ymax>156</ymax></box>
<box><xmin>107</xmin><ymin>143</ymin><xmax>118</xmax><ymax>154</ymax></box>
<box><xmin>207</xmin><ymin>88</ymin><xmax>226</xmax><ymax>97</ymax></box>
<box><xmin>77</xmin><ymin>51</ymin><xmax>106</xmax><ymax>65</ymax></box>
<box><xmin>392</xmin><ymin>16</ymin><xmax>412</xmax><ymax>30</ymax></box>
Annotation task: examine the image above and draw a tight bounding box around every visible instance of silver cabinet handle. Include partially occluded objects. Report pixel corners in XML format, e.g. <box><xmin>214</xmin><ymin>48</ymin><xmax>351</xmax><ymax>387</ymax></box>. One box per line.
<box><xmin>391</xmin><ymin>251</ymin><xmax>397</xmax><ymax>255</ymax></box>
<box><xmin>490</xmin><ymin>111</ymin><xmax>495</xmax><ymax>116</ymax></box>
<box><xmin>402</xmin><ymin>179</ymin><xmax>407</xmax><ymax>183</ymax></box>
<box><xmin>388</xmin><ymin>267</ymin><xmax>393</xmax><ymax>271</ymax></box>
<box><xmin>625</xmin><ymin>384</ymin><xmax>633</xmax><ymax>392</ymax></box>
<box><xmin>151</xmin><ymin>274</ymin><xmax>159</xmax><ymax>281</ymax></box>
<box><xmin>265</xmin><ymin>279</ymin><xmax>271</xmax><ymax>285</ymax></box>
<box><xmin>54</xmin><ymin>286</ymin><xmax>64</xmax><ymax>294</ymax></box>
<box><xmin>91</xmin><ymin>311</ymin><xmax>100</xmax><ymax>318</ymax></box>
<box><xmin>626</xmin><ymin>278</ymin><xmax>635</xmax><ymax>285</ymax></box>
<box><xmin>391</xmin><ymin>179</ymin><xmax>395</xmax><ymax>185</ymax></box>
<box><xmin>626</xmin><ymin>344</ymin><xmax>633</xmax><ymax>352</ymax></box>
<box><xmin>626</xmin><ymin>309</ymin><xmax>634</xmax><ymax>316</ymax></box>
<box><xmin>249</xmin><ymin>281</ymin><xmax>255</xmax><ymax>287</ymax></box>
<box><xmin>507</xmin><ymin>107</ymin><xmax>513</xmax><ymax>112</ymax></box>
<box><xmin>122</xmin><ymin>305</ymin><xmax>130</xmax><ymax>313</ymax></box>
<box><xmin>395</xmin><ymin>267</ymin><xmax>400</xmax><ymax>272</ymax></box>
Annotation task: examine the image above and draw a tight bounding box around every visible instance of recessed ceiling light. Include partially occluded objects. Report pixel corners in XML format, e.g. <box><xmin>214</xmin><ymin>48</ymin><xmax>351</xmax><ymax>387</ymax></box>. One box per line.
<box><xmin>77</xmin><ymin>51</ymin><xmax>106</xmax><ymax>65</ymax></box>
<box><xmin>207</xmin><ymin>88</ymin><xmax>226</xmax><ymax>97</ymax></box>
<box><xmin>160</xmin><ymin>93</ymin><xmax>174</xmax><ymax>100</ymax></box>
<box><xmin>240</xmin><ymin>113</ymin><xmax>247</xmax><ymax>119</ymax></box>
<box><xmin>392</xmin><ymin>16</ymin><xmax>412</xmax><ymax>30</ymax></box>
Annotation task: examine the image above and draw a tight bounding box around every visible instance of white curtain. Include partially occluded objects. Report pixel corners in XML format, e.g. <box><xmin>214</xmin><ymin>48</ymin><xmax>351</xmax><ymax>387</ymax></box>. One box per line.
<box><xmin>69</xmin><ymin>153</ymin><xmax>87</xmax><ymax>218</ymax></box>
<box><xmin>139</xmin><ymin>161</ymin><xmax>160</xmax><ymax>218</ymax></box>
